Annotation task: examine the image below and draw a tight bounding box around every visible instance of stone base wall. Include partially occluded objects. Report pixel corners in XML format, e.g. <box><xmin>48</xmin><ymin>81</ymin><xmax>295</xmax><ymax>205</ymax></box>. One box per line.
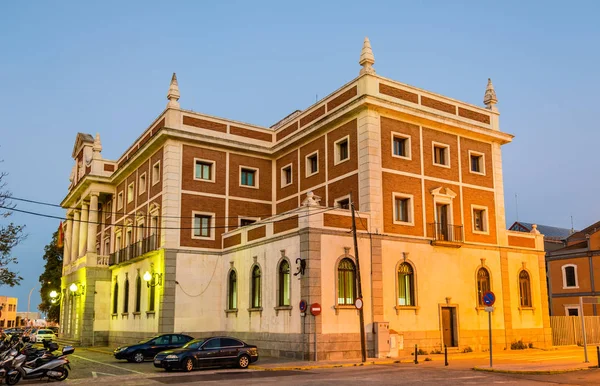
<box><xmin>108</xmin><ymin>331</ymin><xmax>161</xmax><ymax>348</ymax></box>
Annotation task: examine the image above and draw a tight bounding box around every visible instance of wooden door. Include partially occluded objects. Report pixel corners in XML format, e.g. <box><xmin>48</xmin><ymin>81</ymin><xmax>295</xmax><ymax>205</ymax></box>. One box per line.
<box><xmin>442</xmin><ymin>307</ymin><xmax>456</xmax><ymax>347</ymax></box>
<box><xmin>436</xmin><ymin>204</ymin><xmax>449</xmax><ymax>240</ymax></box>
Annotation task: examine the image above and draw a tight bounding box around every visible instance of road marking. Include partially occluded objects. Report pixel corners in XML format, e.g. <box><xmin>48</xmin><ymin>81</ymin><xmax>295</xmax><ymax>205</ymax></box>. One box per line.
<box><xmin>72</xmin><ymin>354</ymin><xmax>144</xmax><ymax>374</ymax></box>
<box><xmin>92</xmin><ymin>371</ymin><xmax>117</xmax><ymax>378</ymax></box>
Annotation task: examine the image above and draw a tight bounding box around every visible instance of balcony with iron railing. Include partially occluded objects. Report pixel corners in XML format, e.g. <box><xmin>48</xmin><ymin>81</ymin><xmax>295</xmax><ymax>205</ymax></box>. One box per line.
<box><xmin>427</xmin><ymin>222</ymin><xmax>463</xmax><ymax>247</ymax></box>
<box><xmin>109</xmin><ymin>234</ymin><xmax>158</xmax><ymax>266</ymax></box>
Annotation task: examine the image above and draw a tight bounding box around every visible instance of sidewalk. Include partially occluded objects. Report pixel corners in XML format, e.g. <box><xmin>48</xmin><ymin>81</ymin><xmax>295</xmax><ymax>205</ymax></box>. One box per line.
<box><xmin>71</xmin><ymin>343</ymin><xmax>599</xmax><ymax>374</ymax></box>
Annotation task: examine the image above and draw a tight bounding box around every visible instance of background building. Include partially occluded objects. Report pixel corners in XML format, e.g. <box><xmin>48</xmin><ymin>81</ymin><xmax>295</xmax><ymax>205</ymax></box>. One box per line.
<box><xmin>0</xmin><ymin>297</ymin><xmax>18</xmax><ymax>328</ymax></box>
<box><xmin>59</xmin><ymin>38</ymin><xmax>552</xmax><ymax>358</ymax></box>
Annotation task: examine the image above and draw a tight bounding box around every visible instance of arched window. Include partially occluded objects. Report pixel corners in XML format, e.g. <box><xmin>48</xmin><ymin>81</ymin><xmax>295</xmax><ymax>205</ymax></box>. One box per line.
<box><xmin>278</xmin><ymin>260</ymin><xmax>291</xmax><ymax>306</ymax></box>
<box><xmin>112</xmin><ymin>281</ymin><xmax>119</xmax><ymax>315</ymax></box>
<box><xmin>149</xmin><ymin>277</ymin><xmax>156</xmax><ymax>312</ymax></box>
<box><xmin>123</xmin><ymin>277</ymin><xmax>129</xmax><ymax>313</ymax></box>
<box><xmin>398</xmin><ymin>263</ymin><xmax>415</xmax><ymax>306</ymax></box>
<box><xmin>228</xmin><ymin>270</ymin><xmax>237</xmax><ymax>310</ymax></box>
<box><xmin>337</xmin><ymin>258</ymin><xmax>356</xmax><ymax>305</ymax></box>
<box><xmin>477</xmin><ymin>268</ymin><xmax>491</xmax><ymax>307</ymax></box>
<box><xmin>519</xmin><ymin>270</ymin><xmax>532</xmax><ymax>307</ymax></box>
<box><xmin>251</xmin><ymin>265</ymin><xmax>262</xmax><ymax>308</ymax></box>
<box><xmin>135</xmin><ymin>275</ymin><xmax>142</xmax><ymax>313</ymax></box>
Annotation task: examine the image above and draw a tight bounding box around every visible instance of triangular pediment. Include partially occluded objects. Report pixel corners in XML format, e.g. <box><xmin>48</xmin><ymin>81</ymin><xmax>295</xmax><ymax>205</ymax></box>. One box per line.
<box><xmin>71</xmin><ymin>132</ymin><xmax>94</xmax><ymax>159</ymax></box>
<box><xmin>430</xmin><ymin>186</ymin><xmax>457</xmax><ymax>199</ymax></box>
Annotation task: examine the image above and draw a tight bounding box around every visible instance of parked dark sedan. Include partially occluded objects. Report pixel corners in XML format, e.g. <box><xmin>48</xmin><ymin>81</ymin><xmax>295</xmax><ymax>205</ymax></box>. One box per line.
<box><xmin>153</xmin><ymin>336</ymin><xmax>259</xmax><ymax>371</ymax></box>
<box><xmin>114</xmin><ymin>333</ymin><xmax>194</xmax><ymax>363</ymax></box>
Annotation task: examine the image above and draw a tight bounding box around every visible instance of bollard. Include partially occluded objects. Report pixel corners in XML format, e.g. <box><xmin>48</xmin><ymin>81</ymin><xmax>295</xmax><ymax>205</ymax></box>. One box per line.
<box><xmin>444</xmin><ymin>344</ymin><xmax>448</xmax><ymax>366</ymax></box>
<box><xmin>414</xmin><ymin>344</ymin><xmax>419</xmax><ymax>364</ymax></box>
<box><xmin>597</xmin><ymin>346</ymin><xmax>600</xmax><ymax>368</ymax></box>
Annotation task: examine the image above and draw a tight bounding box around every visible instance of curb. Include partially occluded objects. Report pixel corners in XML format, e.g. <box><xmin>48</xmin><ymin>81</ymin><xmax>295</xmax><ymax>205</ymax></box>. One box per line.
<box><xmin>473</xmin><ymin>366</ymin><xmax>591</xmax><ymax>375</ymax></box>
<box><xmin>252</xmin><ymin>359</ymin><xmax>401</xmax><ymax>371</ymax></box>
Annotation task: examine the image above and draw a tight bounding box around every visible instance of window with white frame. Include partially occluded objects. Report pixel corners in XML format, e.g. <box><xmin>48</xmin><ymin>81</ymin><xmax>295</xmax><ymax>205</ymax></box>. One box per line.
<box><xmin>393</xmin><ymin>193</ymin><xmax>413</xmax><ymax>225</ymax></box>
<box><xmin>139</xmin><ymin>173</ymin><xmax>146</xmax><ymax>194</ymax></box>
<box><xmin>240</xmin><ymin>218</ymin><xmax>257</xmax><ymax>227</ymax></box>
<box><xmin>127</xmin><ymin>183</ymin><xmax>134</xmax><ymax>204</ymax></box>
<box><xmin>392</xmin><ymin>133</ymin><xmax>411</xmax><ymax>159</ymax></box>
<box><xmin>193</xmin><ymin>214</ymin><xmax>212</xmax><ymax>238</ymax></box>
<box><xmin>472</xmin><ymin>206</ymin><xmax>489</xmax><ymax>234</ymax></box>
<box><xmin>240</xmin><ymin>167</ymin><xmax>257</xmax><ymax>187</ymax></box>
<box><xmin>117</xmin><ymin>192</ymin><xmax>124</xmax><ymax>210</ymax></box>
<box><xmin>335</xmin><ymin>196</ymin><xmax>350</xmax><ymax>210</ymax></box>
<box><xmin>306</xmin><ymin>151</ymin><xmax>318</xmax><ymax>177</ymax></box>
<box><xmin>432</xmin><ymin>142</ymin><xmax>450</xmax><ymax>167</ymax></box>
<box><xmin>469</xmin><ymin>151</ymin><xmax>485</xmax><ymax>174</ymax></box>
<box><xmin>566</xmin><ymin>306</ymin><xmax>579</xmax><ymax>316</ymax></box>
<box><xmin>281</xmin><ymin>164</ymin><xmax>292</xmax><ymax>187</ymax></box>
<box><xmin>195</xmin><ymin>160</ymin><xmax>214</xmax><ymax>181</ymax></box>
<box><xmin>334</xmin><ymin>136</ymin><xmax>350</xmax><ymax>164</ymax></box>
<box><xmin>152</xmin><ymin>161</ymin><xmax>161</xmax><ymax>185</ymax></box>
<box><xmin>562</xmin><ymin>264</ymin><xmax>578</xmax><ymax>288</ymax></box>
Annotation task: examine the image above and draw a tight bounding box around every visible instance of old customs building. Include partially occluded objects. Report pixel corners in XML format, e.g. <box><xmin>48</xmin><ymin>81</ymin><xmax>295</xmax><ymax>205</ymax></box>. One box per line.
<box><xmin>59</xmin><ymin>38</ymin><xmax>551</xmax><ymax>359</ymax></box>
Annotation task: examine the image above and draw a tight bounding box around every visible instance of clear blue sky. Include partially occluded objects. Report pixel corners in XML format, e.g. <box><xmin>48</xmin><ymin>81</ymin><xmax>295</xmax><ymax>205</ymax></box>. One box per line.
<box><xmin>1</xmin><ymin>1</ymin><xmax>599</xmax><ymax>313</ymax></box>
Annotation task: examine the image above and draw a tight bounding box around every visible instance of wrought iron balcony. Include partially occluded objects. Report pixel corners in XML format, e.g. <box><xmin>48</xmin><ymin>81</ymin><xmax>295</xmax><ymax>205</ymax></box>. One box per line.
<box><xmin>427</xmin><ymin>222</ymin><xmax>463</xmax><ymax>247</ymax></box>
<box><xmin>109</xmin><ymin>234</ymin><xmax>157</xmax><ymax>266</ymax></box>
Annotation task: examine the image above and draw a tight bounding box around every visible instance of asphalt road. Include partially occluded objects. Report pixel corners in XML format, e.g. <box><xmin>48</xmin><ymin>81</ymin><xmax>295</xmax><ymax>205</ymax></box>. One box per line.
<box><xmin>22</xmin><ymin>348</ymin><xmax>600</xmax><ymax>385</ymax></box>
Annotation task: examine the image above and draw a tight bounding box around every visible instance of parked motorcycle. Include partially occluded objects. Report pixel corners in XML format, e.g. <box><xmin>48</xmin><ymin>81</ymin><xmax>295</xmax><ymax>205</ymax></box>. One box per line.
<box><xmin>4</xmin><ymin>338</ymin><xmax>74</xmax><ymax>385</ymax></box>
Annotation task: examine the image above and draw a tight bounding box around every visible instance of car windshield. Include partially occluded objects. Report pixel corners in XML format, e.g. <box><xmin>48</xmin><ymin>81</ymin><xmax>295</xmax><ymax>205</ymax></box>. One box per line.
<box><xmin>183</xmin><ymin>339</ymin><xmax>205</xmax><ymax>349</ymax></box>
<box><xmin>39</xmin><ymin>330</ymin><xmax>53</xmax><ymax>334</ymax></box>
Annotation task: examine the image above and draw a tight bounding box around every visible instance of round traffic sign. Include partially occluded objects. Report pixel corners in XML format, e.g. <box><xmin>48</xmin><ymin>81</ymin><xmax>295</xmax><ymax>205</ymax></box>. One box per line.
<box><xmin>310</xmin><ymin>303</ymin><xmax>321</xmax><ymax>316</ymax></box>
<box><xmin>482</xmin><ymin>291</ymin><xmax>496</xmax><ymax>306</ymax></box>
<box><xmin>299</xmin><ymin>300</ymin><xmax>307</xmax><ymax>312</ymax></box>
<box><xmin>355</xmin><ymin>298</ymin><xmax>363</xmax><ymax>310</ymax></box>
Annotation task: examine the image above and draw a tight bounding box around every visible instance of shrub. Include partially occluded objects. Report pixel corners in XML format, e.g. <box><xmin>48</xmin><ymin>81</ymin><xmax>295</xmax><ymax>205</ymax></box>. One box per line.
<box><xmin>528</xmin><ymin>342</ymin><xmax>534</xmax><ymax>349</ymax></box>
<box><xmin>511</xmin><ymin>340</ymin><xmax>527</xmax><ymax>350</ymax></box>
<box><xmin>424</xmin><ymin>357</ymin><xmax>432</xmax><ymax>361</ymax></box>
<box><xmin>417</xmin><ymin>348</ymin><xmax>428</xmax><ymax>355</ymax></box>
<box><xmin>462</xmin><ymin>346</ymin><xmax>473</xmax><ymax>353</ymax></box>
<box><xmin>431</xmin><ymin>349</ymin><xmax>442</xmax><ymax>354</ymax></box>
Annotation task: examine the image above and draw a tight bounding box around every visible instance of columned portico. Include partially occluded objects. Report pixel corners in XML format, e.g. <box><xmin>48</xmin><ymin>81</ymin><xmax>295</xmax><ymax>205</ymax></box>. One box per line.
<box><xmin>87</xmin><ymin>193</ymin><xmax>99</xmax><ymax>254</ymax></box>
<box><xmin>71</xmin><ymin>210</ymin><xmax>80</xmax><ymax>262</ymax></box>
<box><xmin>64</xmin><ymin>214</ymin><xmax>73</xmax><ymax>265</ymax></box>
<box><xmin>79</xmin><ymin>202</ymin><xmax>89</xmax><ymax>257</ymax></box>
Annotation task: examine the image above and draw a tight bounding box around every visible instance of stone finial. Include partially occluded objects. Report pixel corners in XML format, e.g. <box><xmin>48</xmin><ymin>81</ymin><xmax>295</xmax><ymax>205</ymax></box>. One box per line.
<box><xmin>301</xmin><ymin>191</ymin><xmax>322</xmax><ymax>207</ymax></box>
<box><xmin>359</xmin><ymin>37</ymin><xmax>376</xmax><ymax>75</ymax></box>
<box><xmin>483</xmin><ymin>78</ymin><xmax>498</xmax><ymax>110</ymax></box>
<box><xmin>530</xmin><ymin>224</ymin><xmax>540</xmax><ymax>235</ymax></box>
<box><xmin>167</xmin><ymin>72</ymin><xmax>180</xmax><ymax>109</ymax></box>
<box><xmin>92</xmin><ymin>133</ymin><xmax>102</xmax><ymax>159</ymax></box>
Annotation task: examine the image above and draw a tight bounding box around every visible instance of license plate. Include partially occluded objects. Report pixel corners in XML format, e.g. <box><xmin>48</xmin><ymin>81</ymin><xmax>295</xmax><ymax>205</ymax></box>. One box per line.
<box><xmin>154</xmin><ymin>360</ymin><xmax>161</xmax><ymax>364</ymax></box>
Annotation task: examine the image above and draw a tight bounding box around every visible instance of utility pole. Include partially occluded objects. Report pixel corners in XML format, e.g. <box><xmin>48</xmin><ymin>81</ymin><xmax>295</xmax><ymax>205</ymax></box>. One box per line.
<box><xmin>350</xmin><ymin>192</ymin><xmax>367</xmax><ymax>362</ymax></box>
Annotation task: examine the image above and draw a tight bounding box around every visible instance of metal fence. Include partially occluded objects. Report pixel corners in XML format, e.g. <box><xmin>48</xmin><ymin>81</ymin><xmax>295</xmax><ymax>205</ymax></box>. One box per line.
<box><xmin>551</xmin><ymin>316</ymin><xmax>600</xmax><ymax>346</ymax></box>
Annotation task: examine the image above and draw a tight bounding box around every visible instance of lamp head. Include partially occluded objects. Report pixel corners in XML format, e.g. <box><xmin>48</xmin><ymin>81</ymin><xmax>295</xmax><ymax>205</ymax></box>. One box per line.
<box><xmin>69</xmin><ymin>283</ymin><xmax>78</xmax><ymax>293</ymax></box>
<box><xmin>143</xmin><ymin>271</ymin><xmax>152</xmax><ymax>282</ymax></box>
<box><xmin>49</xmin><ymin>291</ymin><xmax>58</xmax><ymax>298</ymax></box>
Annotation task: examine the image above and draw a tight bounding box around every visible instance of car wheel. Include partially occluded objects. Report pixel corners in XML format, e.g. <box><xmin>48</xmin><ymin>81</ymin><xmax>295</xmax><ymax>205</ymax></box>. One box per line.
<box><xmin>183</xmin><ymin>357</ymin><xmax>194</xmax><ymax>372</ymax></box>
<box><xmin>132</xmin><ymin>351</ymin><xmax>145</xmax><ymax>363</ymax></box>
<box><xmin>238</xmin><ymin>354</ymin><xmax>250</xmax><ymax>369</ymax></box>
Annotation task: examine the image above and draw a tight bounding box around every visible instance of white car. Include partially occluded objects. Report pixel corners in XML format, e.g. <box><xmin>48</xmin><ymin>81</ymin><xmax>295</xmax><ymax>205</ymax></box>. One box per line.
<box><xmin>33</xmin><ymin>329</ymin><xmax>55</xmax><ymax>343</ymax></box>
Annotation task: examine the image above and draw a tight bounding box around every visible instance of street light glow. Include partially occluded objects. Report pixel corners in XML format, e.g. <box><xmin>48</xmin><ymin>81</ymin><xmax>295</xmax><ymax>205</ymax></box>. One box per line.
<box><xmin>69</xmin><ymin>283</ymin><xmax>78</xmax><ymax>292</ymax></box>
<box><xmin>143</xmin><ymin>271</ymin><xmax>152</xmax><ymax>282</ymax></box>
<box><xmin>49</xmin><ymin>290</ymin><xmax>58</xmax><ymax>298</ymax></box>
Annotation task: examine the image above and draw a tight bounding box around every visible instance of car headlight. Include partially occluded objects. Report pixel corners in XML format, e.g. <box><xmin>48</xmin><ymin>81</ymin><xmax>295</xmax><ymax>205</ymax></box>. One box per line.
<box><xmin>117</xmin><ymin>347</ymin><xmax>129</xmax><ymax>352</ymax></box>
<box><xmin>166</xmin><ymin>355</ymin><xmax>178</xmax><ymax>359</ymax></box>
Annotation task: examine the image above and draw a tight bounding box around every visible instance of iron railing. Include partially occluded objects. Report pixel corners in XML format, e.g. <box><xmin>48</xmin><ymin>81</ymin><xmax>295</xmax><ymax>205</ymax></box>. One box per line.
<box><xmin>428</xmin><ymin>222</ymin><xmax>463</xmax><ymax>243</ymax></box>
<box><xmin>109</xmin><ymin>234</ymin><xmax>157</xmax><ymax>266</ymax></box>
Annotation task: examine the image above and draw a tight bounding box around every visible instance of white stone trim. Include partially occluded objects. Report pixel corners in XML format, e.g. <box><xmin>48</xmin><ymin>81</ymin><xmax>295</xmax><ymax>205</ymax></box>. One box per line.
<box><xmin>333</xmin><ymin>135</ymin><xmax>350</xmax><ymax>166</ymax></box>
<box><xmin>391</xmin><ymin>192</ymin><xmax>415</xmax><ymax>226</ymax></box>
<box><xmin>193</xmin><ymin>158</ymin><xmax>216</xmax><ymax>183</ymax></box>
<box><xmin>305</xmin><ymin>150</ymin><xmax>319</xmax><ymax>178</ymax></box>
<box><xmin>181</xmin><ymin>190</ymin><xmax>271</xmax><ymax>205</ymax></box>
<box><xmin>239</xmin><ymin>165</ymin><xmax>259</xmax><ymax>190</ymax></box>
<box><xmin>334</xmin><ymin>194</ymin><xmax>351</xmax><ymax>209</ymax></box>
<box><xmin>468</xmin><ymin>150</ymin><xmax>486</xmax><ymax>176</ymax></box>
<box><xmin>432</xmin><ymin>141</ymin><xmax>451</xmax><ymax>168</ymax></box>
<box><xmin>239</xmin><ymin>216</ymin><xmax>260</xmax><ymax>227</ymax></box>
<box><xmin>390</xmin><ymin>131</ymin><xmax>412</xmax><ymax>160</ymax></box>
<box><xmin>564</xmin><ymin>305</ymin><xmax>580</xmax><ymax>316</ymax></box>
<box><xmin>152</xmin><ymin>160</ymin><xmax>161</xmax><ymax>186</ymax></box>
<box><xmin>280</xmin><ymin>163</ymin><xmax>293</xmax><ymax>188</ymax></box>
<box><xmin>470</xmin><ymin>204</ymin><xmax>490</xmax><ymax>235</ymax></box>
<box><xmin>381</xmin><ymin>167</ymin><xmax>495</xmax><ymax>192</ymax></box>
<box><xmin>191</xmin><ymin>210</ymin><xmax>216</xmax><ymax>241</ymax></box>
<box><xmin>138</xmin><ymin>172</ymin><xmax>147</xmax><ymax>194</ymax></box>
<box><xmin>561</xmin><ymin>264</ymin><xmax>579</xmax><ymax>289</ymax></box>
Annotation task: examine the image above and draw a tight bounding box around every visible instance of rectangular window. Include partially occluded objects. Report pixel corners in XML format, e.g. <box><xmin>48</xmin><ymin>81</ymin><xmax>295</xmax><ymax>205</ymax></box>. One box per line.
<box><xmin>434</xmin><ymin>144</ymin><xmax>448</xmax><ymax>166</ymax></box>
<box><xmin>394</xmin><ymin>197</ymin><xmax>410</xmax><ymax>223</ymax></box>
<box><xmin>195</xmin><ymin>160</ymin><xmax>213</xmax><ymax>181</ymax></box>
<box><xmin>240</xmin><ymin>218</ymin><xmax>256</xmax><ymax>227</ymax></box>
<box><xmin>306</xmin><ymin>152</ymin><xmax>318</xmax><ymax>176</ymax></box>
<box><xmin>193</xmin><ymin>214</ymin><xmax>211</xmax><ymax>237</ymax></box>
<box><xmin>470</xmin><ymin>153</ymin><xmax>483</xmax><ymax>173</ymax></box>
<box><xmin>567</xmin><ymin>307</ymin><xmax>579</xmax><ymax>316</ymax></box>
<box><xmin>139</xmin><ymin>173</ymin><xmax>146</xmax><ymax>194</ymax></box>
<box><xmin>117</xmin><ymin>192</ymin><xmax>124</xmax><ymax>210</ymax></box>
<box><xmin>127</xmin><ymin>183</ymin><xmax>134</xmax><ymax>204</ymax></box>
<box><xmin>335</xmin><ymin>137</ymin><xmax>349</xmax><ymax>164</ymax></box>
<box><xmin>393</xmin><ymin>135</ymin><xmax>409</xmax><ymax>158</ymax></box>
<box><xmin>281</xmin><ymin>165</ymin><xmax>292</xmax><ymax>187</ymax></box>
<box><xmin>152</xmin><ymin>161</ymin><xmax>161</xmax><ymax>185</ymax></box>
<box><xmin>104</xmin><ymin>239</ymin><xmax>110</xmax><ymax>255</ymax></box>
<box><xmin>241</xmin><ymin>168</ymin><xmax>256</xmax><ymax>187</ymax></box>
<box><xmin>473</xmin><ymin>209</ymin><xmax>485</xmax><ymax>232</ymax></box>
<box><xmin>336</xmin><ymin>197</ymin><xmax>350</xmax><ymax>210</ymax></box>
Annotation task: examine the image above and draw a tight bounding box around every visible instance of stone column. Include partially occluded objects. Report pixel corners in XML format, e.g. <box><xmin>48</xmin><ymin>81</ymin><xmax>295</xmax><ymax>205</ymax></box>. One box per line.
<box><xmin>64</xmin><ymin>215</ymin><xmax>73</xmax><ymax>265</ymax></box>
<box><xmin>79</xmin><ymin>202</ymin><xmax>89</xmax><ymax>257</ymax></box>
<box><xmin>71</xmin><ymin>210</ymin><xmax>81</xmax><ymax>261</ymax></box>
<box><xmin>87</xmin><ymin>193</ymin><xmax>99</xmax><ymax>255</ymax></box>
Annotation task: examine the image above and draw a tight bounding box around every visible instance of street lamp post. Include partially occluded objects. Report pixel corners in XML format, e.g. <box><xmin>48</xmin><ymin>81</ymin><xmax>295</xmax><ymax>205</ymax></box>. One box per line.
<box><xmin>27</xmin><ymin>287</ymin><xmax>36</xmax><ymax>327</ymax></box>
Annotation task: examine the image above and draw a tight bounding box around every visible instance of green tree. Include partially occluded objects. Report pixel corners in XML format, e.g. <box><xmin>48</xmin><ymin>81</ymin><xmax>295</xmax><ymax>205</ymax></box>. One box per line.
<box><xmin>0</xmin><ymin>171</ymin><xmax>25</xmax><ymax>287</ymax></box>
<box><xmin>38</xmin><ymin>231</ymin><xmax>63</xmax><ymax>322</ymax></box>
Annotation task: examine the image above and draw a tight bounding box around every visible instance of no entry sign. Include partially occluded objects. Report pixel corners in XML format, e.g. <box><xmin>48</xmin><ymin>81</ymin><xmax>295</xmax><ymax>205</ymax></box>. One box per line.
<box><xmin>310</xmin><ymin>303</ymin><xmax>321</xmax><ymax>316</ymax></box>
